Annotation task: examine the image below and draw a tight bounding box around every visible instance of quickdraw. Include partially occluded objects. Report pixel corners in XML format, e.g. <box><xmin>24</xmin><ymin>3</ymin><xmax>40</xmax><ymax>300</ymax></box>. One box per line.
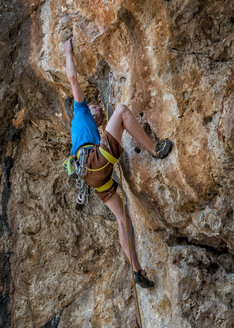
<box><xmin>75</xmin><ymin>148</ymin><xmax>89</xmax><ymax>205</ymax></box>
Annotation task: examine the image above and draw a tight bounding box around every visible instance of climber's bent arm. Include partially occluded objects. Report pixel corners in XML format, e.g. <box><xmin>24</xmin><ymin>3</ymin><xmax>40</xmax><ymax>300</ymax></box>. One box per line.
<box><xmin>64</xmin><ymin>39</ymin><xmax>84</xmax><ymax>103</ymax></box>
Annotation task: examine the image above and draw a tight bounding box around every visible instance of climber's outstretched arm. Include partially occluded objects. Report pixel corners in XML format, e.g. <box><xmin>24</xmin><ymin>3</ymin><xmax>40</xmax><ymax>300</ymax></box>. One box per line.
<box><xmin>64</xmin><ymin>39</ymin><xmax>84</xmax><ymax>103</ymax></box>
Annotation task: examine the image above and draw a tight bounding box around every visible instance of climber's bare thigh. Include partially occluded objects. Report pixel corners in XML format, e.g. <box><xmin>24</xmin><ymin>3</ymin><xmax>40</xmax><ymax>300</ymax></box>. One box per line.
<box><xmin>105</xmin><ymin>106</ymin><xmax>124</xmax><ymax>144</ymax></box>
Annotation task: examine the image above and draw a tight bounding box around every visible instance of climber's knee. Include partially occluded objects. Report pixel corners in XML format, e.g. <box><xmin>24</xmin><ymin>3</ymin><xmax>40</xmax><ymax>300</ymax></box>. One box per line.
<box><xmin>115</xmin><ymin>103</ymin><xmax>129</xmax><ymax>120</ymax></box>
<box><xmin>105</xmin><ymin>104</ymin><xmax>130</xmax><ymax>144</ymax></box>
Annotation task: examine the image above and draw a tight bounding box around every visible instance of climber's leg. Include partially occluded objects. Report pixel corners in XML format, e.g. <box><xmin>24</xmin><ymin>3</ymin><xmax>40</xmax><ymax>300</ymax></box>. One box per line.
<box><xmin>105</xmin><ymin>192</ymin><xmax>155</xmax><ymax>288</ymax></box>
<box><xmin>105</xmin><ymin>104</ymin><xmax>172</xmax><ymax>158</ymax></box>
<box><xmin>106</xmin><ymin>104</ymin><xmax>157</xmax><ymax>155</ymax></box>
<box><xmin>105</xmin><ymin>192</ymin><xmax>142</xmax><ymax>272</ymax></box>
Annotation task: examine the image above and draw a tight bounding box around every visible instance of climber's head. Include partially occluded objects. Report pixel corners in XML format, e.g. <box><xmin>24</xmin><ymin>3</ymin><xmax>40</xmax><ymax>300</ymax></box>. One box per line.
<box><xmin>89</xmin><ymin>104</ymin><xmax>104</xmax><ymax>127</ymax></box>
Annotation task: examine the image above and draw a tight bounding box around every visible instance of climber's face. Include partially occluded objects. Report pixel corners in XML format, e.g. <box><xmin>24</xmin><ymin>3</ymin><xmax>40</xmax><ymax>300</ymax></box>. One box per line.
<box><xmin>89</xmin><ymin>104</ymin><xmax>104</xmax><ymax>127</ymax></box>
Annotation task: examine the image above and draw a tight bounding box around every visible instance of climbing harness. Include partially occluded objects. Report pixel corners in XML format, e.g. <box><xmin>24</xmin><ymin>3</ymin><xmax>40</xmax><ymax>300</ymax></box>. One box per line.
<box><xmin>63</xmin><ymin>144</ymin><xmax>118</xmax><ymax>205</ymax></box>
<box><xmin>77</xmin><ymin>144</ymin><xmax>118</xmax><ymax>194</ymax></box>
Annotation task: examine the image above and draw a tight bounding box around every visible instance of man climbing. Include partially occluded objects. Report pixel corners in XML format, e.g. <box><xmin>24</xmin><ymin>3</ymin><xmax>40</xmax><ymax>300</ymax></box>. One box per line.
<box><xmin>63</xmin><ymin>38</ymin><xmax>172</xmax><ymax>288</ymax></box>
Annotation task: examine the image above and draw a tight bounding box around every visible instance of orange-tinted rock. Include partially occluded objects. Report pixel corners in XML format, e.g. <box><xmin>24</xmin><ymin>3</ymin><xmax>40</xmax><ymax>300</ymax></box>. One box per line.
<box><xmin>1</xmin><ymin>0</ymin><xmax>233</xmax><ymax>327</ymax></box>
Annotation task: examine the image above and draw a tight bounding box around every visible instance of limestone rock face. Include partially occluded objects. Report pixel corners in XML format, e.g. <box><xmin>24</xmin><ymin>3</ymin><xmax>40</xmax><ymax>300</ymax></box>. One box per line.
<box><xmin>0</xmin><ymin>1</ymin><xmax>233</xmax><ymax>328</ymax></box>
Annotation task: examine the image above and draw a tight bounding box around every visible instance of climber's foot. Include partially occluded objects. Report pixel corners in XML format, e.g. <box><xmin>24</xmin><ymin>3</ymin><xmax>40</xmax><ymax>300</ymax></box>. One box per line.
<box><xmin>153</xmin><ymin>139</ymin><xmax>172</xmax><ymax>159</ymax></box>
<box><xmin>134</xmin><ymin>270</ymin><xmax>154</xmax><ymax>288</ymax></box>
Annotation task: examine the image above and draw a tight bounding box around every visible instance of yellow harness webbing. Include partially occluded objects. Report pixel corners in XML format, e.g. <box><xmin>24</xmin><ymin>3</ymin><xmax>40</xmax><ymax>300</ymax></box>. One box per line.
<box><xmin>99</xmin><ymin>147</ymin><xmax>118</xmax><ymax>165</ymax></box>
<box><xmin>95</xmin><ymin>178</ymin><xmax>114</xmax><ymax>193</ymax></box>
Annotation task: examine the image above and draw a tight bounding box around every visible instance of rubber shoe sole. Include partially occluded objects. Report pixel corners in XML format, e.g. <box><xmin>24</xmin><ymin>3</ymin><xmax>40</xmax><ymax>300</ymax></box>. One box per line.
<box><xmin>153</xmin><ymin>139</ymin><xmax>172</xmax><ymax>159</ymax></box>
<box><xmin>134</xmin><ymin>270</ymin><xmax>155</xmax><ymax>289</ymax></box>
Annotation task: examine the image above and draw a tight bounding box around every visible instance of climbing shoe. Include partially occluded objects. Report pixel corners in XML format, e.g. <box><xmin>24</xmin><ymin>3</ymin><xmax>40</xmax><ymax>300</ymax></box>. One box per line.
<box><xmin>134</xmin><ymin>270</ymin><xmax>154</xmax><ymax>288</ymax></box>
<box><xmin>153</xmin><ymin>139</ymin><xmax>172</xmax><ymax>159</ymax></box>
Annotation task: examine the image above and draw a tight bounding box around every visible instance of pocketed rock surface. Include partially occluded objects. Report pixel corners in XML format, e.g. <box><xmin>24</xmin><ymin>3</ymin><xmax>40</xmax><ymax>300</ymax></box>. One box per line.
<box><xmin>0</xmin><ymin>1</ymin><xmax>233</xmax><ymax>327</ymax></box>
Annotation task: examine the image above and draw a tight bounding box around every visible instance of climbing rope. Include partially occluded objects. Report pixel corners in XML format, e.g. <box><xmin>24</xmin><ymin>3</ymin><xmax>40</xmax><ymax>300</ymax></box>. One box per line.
<box><xmin>106</xmin><ymin>97</ymin><xmax>142</xmax><ymax>327</ymax></box>
<box><xmin>117</xmin><ymin>161</ymin><xmax>142</xmax><ymax>328</ymax></box>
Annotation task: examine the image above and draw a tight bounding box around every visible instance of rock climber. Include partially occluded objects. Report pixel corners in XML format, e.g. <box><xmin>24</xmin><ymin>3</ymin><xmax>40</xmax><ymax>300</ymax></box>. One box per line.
<box><xmin>63</xmin><ymin>38</ymin><xmax>172</xmax><ymax>288</ymax></box>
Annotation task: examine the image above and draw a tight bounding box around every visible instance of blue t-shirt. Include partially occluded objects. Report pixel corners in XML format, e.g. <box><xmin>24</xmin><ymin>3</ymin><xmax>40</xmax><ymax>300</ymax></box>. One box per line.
<box><xmin>70</xmin><ymin>100</ymin><xmax>100</xmax><ymax>155</ymax></box>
